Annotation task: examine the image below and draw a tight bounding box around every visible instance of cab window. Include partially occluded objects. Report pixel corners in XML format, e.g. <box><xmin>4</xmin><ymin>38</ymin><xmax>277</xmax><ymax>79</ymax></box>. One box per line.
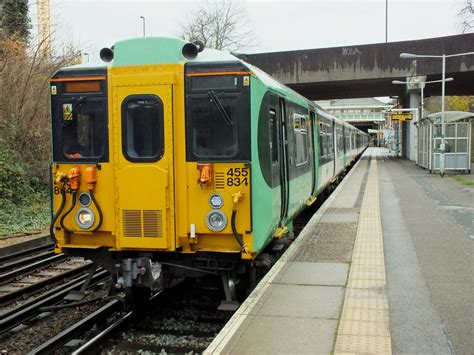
<box><xmin>187</xmin><ymin>95</ymin><xmax>238</xmax><ymax>158</ymax></box>
<box><xmin>57</xmin><ymin>97</ymin><xmax>107</xmax><ymax>161</ymax></box>
<box><xmin>185</xmin><ymin>63</ymin><xmax>251</xmax><ymax>162</ymax></box>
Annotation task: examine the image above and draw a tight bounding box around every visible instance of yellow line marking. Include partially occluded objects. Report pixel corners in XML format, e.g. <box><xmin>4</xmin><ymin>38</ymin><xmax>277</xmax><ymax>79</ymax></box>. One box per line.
<box><xmin>334</xmin><ymin>154</ymin><xmax>392</xmax><ymax>354</ymax></box>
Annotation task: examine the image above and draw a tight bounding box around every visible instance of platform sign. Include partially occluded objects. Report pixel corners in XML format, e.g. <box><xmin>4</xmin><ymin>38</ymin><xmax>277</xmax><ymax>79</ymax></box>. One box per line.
<box><xmin>391</xmin><ymin>113</ymin><xmax>413</xmax><ymax>121</ymax></box>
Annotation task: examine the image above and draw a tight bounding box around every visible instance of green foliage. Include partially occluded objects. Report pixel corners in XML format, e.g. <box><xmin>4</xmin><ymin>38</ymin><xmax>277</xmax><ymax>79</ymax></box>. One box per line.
<box><xmin>0</xmin><ymin>144</ymin><xmax>50</xmax><ymax>236</ymax></box>
<box><xmin>0</xmin><ymin>196</ymin><xmax>50</xmax><ymax>236</ymax></box>
<box><xmin>0</xmin><ymin>144</ymin><xmax>32</xmax><ymax>204</ymax></box>
<box><xmin>425</xmin><ymin>96</ymin><xmax>474</xmax><ymax>114</ymax></box>
<box><xmin>1</xmin><ymin>0</ymin><xmax>31</xmax><ymax>41</ymax></box>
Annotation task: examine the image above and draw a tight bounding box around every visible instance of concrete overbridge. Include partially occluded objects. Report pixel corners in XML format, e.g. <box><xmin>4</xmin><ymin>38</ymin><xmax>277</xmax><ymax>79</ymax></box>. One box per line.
<box><xmin>242</xmin><ymin>33</ymin><xmax>474</xmax><ymax>100</ymax></box>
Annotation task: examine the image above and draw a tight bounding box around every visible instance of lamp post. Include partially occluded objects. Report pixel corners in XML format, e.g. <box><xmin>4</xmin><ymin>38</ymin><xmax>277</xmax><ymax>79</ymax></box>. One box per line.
<box><xmin>385</xmin><ymin>0</ymin><xmax>388</xmax><ymax>43</ymax></box>
<box><xmin>400</xmin><ymin>51</ymin><xmax>474</xmax><ymax>176</ymax></box>
<box><xmin>140</xmin><ymin>16</ymin><xmax>146</xmax><ymax>37</ymax></box>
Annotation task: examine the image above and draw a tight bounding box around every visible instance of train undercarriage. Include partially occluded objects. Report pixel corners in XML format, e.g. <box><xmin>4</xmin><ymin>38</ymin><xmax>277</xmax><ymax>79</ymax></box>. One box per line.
<box><xmin>66</xmin><ymin>236</ymin><xmax>290</xmax><ymax>310</ymax></box>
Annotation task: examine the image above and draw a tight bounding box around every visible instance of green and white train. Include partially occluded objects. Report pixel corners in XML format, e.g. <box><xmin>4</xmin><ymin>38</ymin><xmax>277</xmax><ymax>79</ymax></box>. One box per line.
<box><xmin>50</xmin><ymin>37</ymin><xmax>368</xmax><ymax>302</ymax></box>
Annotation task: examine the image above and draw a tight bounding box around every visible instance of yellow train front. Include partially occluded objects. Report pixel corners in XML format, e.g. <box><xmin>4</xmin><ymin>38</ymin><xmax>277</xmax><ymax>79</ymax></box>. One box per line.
<box><xmin>50</xmin><ymin>38</ymin><xmax>256</xmax><ymax>300</ymax></box>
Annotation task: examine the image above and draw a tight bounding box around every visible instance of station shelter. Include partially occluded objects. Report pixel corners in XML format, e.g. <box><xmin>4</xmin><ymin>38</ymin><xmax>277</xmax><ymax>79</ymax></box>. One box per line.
<box><xmin>417</xmin><ymin>111</ymin><xmax>473</xmax><ymax>173</ymax></box>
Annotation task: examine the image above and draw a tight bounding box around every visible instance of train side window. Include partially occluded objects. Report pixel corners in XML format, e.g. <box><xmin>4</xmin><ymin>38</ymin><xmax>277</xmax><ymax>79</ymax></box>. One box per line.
<box><xmin>337</xmin><ymin>125</ymin><xmax>344</xmax><ymax>153</ymax></box>
<box><xmin>121</xmin><ymin>95</ymin><xmax>164</xmax><ymax>162</ymax></box>
<box><xmin>269</xmin><ymin>109</ymin><xmax>278</xmax><ymax>164</ymax></box>
<box><xmin>319</xmin><ymin>123</ymin><xmax>324</xmax><ymax>157</ymax></box>
<box><xmin>327</xmin><ymin>123</ymin><xmax>334</xmax><ymax>157</ymax></box>
<box><xmin>293</xmin><ymin>113</ymin><xmax>308</xmax><ymax>166</ymax></box>
<box><xmin>293</xmin><ymin>114</ymin><xmax>308</xmax><ymax>166</ymax></box>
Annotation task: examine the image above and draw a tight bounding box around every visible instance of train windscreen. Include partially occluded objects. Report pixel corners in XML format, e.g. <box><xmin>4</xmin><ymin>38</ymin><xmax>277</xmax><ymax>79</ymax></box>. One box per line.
<box><xmin>50</xmin><ymin>70</ymin><xmax>108</xmax><ymax>163</ymax></box>
<box><xmin>185</xmin><ymin>63</ymin><xmax>251</xmax><ymax>162</ymax></box>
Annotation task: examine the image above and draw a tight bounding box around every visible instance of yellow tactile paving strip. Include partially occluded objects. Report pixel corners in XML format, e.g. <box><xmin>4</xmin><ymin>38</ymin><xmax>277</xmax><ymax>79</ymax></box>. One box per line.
<box><xmin>334</xmin><ymin>157</ymin><xmax>393</xmax><ymax>354</ymax></box>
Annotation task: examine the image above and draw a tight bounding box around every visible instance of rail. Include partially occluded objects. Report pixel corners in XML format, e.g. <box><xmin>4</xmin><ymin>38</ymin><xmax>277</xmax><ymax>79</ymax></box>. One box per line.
<box><xmin>0</xmin><ymin>269</ymin><xmax>109</xmax><ymax>334</ymax></box>
<box><xmin>28</xmin><ymin>299</ymin><xmax>122</xmax><ymax>354</ymax></box>
<box><xmin>0</xmin><ymin>254</ymin><xmax>66</xmax><ymax>285</ymax></box>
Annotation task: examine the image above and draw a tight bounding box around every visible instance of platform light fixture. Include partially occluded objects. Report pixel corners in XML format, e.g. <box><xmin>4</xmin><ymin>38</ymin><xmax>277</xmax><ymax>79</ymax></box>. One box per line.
<box><xmin>399</xmin><ymin>51</ymin><xmax>474</xmax><ymax>176</ymax></box>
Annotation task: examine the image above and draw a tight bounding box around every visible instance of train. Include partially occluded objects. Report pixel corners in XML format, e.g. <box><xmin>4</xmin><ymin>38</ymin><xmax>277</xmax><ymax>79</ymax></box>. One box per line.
<box><xmin>49</xmin><ymin>37</ymin><xmax>368</xmax><ymax>305</ymax></box>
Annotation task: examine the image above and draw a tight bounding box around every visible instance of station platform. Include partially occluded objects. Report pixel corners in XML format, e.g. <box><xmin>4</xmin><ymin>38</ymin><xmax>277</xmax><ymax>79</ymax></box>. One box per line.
<box><xmin>206</xmin><ymin>147</ymin><xmax>473</xmax><ymax>355</ymax></box>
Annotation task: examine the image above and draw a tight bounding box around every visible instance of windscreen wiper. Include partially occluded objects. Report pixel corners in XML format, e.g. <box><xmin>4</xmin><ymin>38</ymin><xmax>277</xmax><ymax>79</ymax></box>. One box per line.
<box><xmin>62</xmin><ymin>96</ymin><xmax>86</xmax><ymax>127</ymax></box>
<box><xmin>207</xmin><ymin>90</ymin><xmax>233</xmax><ymax>126</ymax></box>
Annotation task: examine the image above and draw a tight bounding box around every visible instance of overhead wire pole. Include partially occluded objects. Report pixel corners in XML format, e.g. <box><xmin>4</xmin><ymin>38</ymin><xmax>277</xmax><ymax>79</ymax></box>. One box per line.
<box><xmin>37</xmin><ymin>0</ymin><xmax>52</xmax><ymax>54</ymax></box>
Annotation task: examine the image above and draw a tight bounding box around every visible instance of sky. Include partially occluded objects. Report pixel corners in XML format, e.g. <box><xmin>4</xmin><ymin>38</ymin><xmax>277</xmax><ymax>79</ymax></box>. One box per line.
<box><xmin>28</xmin><ymin>0</ymin><xmax>468</xmax><ymax>61</ymax></box>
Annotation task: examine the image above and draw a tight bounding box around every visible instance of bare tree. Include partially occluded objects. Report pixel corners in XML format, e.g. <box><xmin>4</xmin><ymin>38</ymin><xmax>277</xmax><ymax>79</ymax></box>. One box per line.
<box><xmin>0</xmin><ymin>33</ymin><xmax>78</xmax><ymax>185</ymax></box>
<box><xmin>458</xmin><ymin>0</ymin><xmax>474</xmax><ymax>33</ymax></box>
<box><xmin>180</xmin><ymin>0</ymin><xmax>254</xmax><ymax>51</ymax></box>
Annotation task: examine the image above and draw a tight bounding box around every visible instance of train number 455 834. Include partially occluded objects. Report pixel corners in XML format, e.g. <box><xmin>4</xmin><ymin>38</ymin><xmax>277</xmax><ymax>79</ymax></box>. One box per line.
<box><xmin>226</xmin><ymin>168</ymin><xmax>249</xmax><ymax>186</ymax></box>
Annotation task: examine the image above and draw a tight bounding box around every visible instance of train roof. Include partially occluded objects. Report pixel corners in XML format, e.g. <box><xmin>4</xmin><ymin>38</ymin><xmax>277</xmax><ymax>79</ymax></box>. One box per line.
<box><xmin>112</xmin><ymin>37</ymin><xmax>240</xmax><ymax>66</ymax></box>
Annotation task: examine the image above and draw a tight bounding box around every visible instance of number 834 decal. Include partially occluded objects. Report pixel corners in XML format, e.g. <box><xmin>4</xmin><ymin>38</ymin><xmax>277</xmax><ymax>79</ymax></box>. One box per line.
<box><xmin>226</xmin><ymin>167</ymin><xmax>249</xmax><ymax>186</ymax></box>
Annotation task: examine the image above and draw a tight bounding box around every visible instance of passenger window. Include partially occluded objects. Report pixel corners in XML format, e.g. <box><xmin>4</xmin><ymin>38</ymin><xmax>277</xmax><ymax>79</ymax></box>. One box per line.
<box><xmin>269</xmin><ymin>109</ymin><xmax>278</xmax><ymax>164</ymax></box>
<box><xmin>122</xmin><ymin>95</ymin><xmax>164</xmax><ymax>162</ymax></box>
<box><xmin>293</xmin><ymin>113</ymin><xmax>308</xmax><ymax>166</ymax></box>
<box><xmin>319</xmin><ymin>123</ymin><xmax>327</xmax><ymax>158</ymax></box>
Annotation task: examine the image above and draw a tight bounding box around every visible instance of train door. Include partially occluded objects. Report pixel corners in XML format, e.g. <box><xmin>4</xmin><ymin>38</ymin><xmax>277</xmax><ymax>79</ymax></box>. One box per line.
<box><xmin>331</xmin><ymin>119</ymin><xmax>336</xmax><ymax>178</ymax></box>
<box><xmin>113</xmin><ymin>75</ymin><xmax>175</xmax><ymax>250</ymax></box>
<box><xmin>309</xmin><ymin>110</ymin><xmax>317</xmax><ymax>196</ymax></box>
<box><xmin>342</xmin><ymin>125</ymin><xmax>347</xmax><ymax>166</ymax></box>
<box><xmin>278</xmin><ymin>98</ymin><xmax>290</xmax><ymax>223</ymax></box>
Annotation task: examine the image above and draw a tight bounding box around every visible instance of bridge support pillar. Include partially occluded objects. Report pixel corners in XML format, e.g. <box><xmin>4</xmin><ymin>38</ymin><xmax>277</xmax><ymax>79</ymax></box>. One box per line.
<box><xmin>406</xmin><ymin>92</ymin><xmax>420</xmax><ymax>161</ymax></box>
<box><xmin>400</xmin><ymin>92</ymin><xmax>419</xmax><ymax>161</ymax></box>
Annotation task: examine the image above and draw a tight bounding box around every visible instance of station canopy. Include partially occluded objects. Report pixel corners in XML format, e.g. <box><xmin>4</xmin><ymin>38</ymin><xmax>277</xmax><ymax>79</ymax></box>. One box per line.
<box><xmin>424</xmin><ymin>111</ymin><xmax>474</xmax><ymax>124</ymax></box>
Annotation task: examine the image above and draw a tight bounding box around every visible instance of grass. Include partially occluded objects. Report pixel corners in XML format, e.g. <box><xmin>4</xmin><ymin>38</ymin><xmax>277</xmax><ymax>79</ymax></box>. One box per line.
<box><xmin>450</xmin><ymin>175</ymin><xmax>474</xmax><ymax>187</ymax></box>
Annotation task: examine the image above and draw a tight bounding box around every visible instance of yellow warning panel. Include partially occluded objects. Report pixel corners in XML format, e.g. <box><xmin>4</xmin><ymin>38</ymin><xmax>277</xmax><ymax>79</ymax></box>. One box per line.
<box><xmin>63</xmin><ymin>103</ymin><xmax>72</xmax><ymax>120</ymax></box>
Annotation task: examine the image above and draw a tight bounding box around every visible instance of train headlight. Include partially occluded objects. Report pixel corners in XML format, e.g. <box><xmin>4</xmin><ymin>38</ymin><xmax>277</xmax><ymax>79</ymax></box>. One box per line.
<box><xmin>78</xmin><ymin>192</ymin><xmax>92</xmax><ymax>207</ymax></box>
<box><xmin>206</xmin><ymin>210</ymin><xmax>227</xmax><ymax>232</ymax></box>
<box><xmin>75</xmin><ymin>207</ymin><xmax>95</xmax><ymax>229</ymax></box>
<box><xmin>209</xmin><ymin>193</ymin><xmax>224</xmax><ymax>209</ymax></box>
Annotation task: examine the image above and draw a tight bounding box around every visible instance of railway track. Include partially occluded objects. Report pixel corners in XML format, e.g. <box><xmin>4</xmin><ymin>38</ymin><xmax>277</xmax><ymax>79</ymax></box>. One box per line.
<box><xmin>29</xmin><ymin>298</ymin><xmax>124</xmax><ymax>354</ymax></box>
<box><xmin>7</xmin><ymin>279</ymin><xmax>232</xmax><ymax>354</ymax></box>
<box><xmin>106</xmin><ymin>283</ymin><xmax>233</xmax><ymax>353</ymax></box>
<box><xmin>0</xmin><ymin>242</ymin><xmax>54</xmax><ymax>265</ymax></box>
<box><xmin>0</xmin><ymin>249</ymin><xmax>92</xmax><ymax>308</ymax></box>
<box><xmin>0</xmin><ymin>269</ymin><xmax>109</xmax><ymax>334</ymax></box>
<box><xmin>0</xmin><ymin>270</ymin><xmax>111</xmax><ymax>353</ymax></box>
